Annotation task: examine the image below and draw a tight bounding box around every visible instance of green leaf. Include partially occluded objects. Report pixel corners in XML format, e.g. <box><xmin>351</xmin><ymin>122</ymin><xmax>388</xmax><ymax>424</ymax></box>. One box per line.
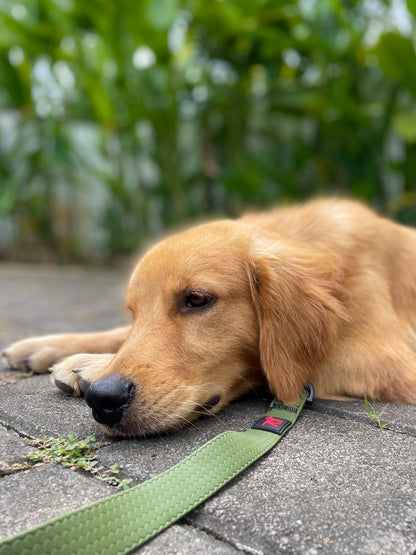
<box><xmin>393</xmin><ymin>111</ymin><xmax>416</xmax><ymax>143</ymax></box>
<box><xmin>0</xmin><ymin>179</ymin><xmax>18</xmax><ymax>214</ymax></box>
<box><xmin>146</xmin><ymin>0</ymin><xmax>179</xmax><ymax>30</ymax></box>
<box><xmin>374</xmin><ymin>33</ymin><xmax>416</xmax><ymax>95</ymax></box>
<box><xmin>407</xmin><ymin>0</ymin><xmax>416</xmax><ymax>18</ymax></box>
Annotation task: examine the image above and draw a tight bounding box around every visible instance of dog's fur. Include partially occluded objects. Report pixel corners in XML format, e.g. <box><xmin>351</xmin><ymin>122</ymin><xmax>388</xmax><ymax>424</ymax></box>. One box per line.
<box><xmin>3</xmin><ymin>198</ymin><xmax>416</xmax><ymax>436</ymax></box>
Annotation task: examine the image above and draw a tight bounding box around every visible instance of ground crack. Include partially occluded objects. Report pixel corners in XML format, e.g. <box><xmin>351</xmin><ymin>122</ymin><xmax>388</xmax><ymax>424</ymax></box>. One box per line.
<box><xmin>182</xmin><ymin>517</ymin><xmax>262</xmax><ymax>554</ymax></box>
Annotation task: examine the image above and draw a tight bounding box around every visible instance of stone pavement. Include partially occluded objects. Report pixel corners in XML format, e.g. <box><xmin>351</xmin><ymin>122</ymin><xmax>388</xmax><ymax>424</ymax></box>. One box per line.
<box><xmin>0</xmin><ymin>263</ymin><xmax>415</xmax><ymax>554</ymax></box>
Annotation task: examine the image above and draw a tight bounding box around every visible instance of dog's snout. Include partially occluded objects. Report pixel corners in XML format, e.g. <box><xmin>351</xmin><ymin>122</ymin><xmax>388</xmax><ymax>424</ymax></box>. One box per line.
<box><xmin>85</xmin><ymin>374</ymin><xmax>135</xmax><ymax>427</ymax></box>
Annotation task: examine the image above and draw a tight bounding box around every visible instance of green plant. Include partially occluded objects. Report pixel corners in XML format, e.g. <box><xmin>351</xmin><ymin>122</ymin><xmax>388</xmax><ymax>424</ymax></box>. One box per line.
<box><xmin>0</xmin><ymin>0</ymin><xmax>415</xmax><ymax>262</ymax></box>
<box><xmin>0</xmin><ymin>435</ymin><xmax>132</xmax><ymax>489</ymax></box>
<box><xmin>0</xmin><ymin>370</ymin><xmax>33</xmax><ymax>385</ymax></box>
<box><xmin>364</xmin><ymin>398</ymin><xmax>388</xmax><ymax>430</ymax></box>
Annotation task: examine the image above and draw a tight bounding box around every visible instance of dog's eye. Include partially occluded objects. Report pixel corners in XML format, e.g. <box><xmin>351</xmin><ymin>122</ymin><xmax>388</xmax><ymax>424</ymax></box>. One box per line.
<box><xmin>185</xmin><ymin>291</ymin><xmax>215</xmax><ymax>310</ymax></box>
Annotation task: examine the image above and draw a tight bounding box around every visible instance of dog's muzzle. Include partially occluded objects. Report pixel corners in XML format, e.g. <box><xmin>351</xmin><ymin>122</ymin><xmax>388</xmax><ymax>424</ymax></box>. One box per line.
<box><xmin>85</xmin><ymin>374</ymin><xmax>135</xmax><ymax>427</ymax></box>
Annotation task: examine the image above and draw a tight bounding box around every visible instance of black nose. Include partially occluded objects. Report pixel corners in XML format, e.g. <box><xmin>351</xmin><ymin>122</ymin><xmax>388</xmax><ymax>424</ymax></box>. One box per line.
<box><xmin>85</xmin><ymin>374</ymin><xmax>135</xmax><ymax>427</ymax></box>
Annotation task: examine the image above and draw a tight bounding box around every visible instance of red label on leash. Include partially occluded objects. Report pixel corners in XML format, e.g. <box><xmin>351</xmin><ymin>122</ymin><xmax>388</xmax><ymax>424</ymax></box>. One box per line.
<box><xmin>251</xmin><ymin>416</ymin><xmax>292</xmax><ymax>435</ymax></box>
<box><xmin>263</xmin><ymin>416</ymin><xmax>285</xmax><ymax>428</ymax></box>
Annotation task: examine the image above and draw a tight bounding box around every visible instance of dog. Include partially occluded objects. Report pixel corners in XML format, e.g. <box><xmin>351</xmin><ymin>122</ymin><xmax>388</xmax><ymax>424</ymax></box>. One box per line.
<box><xmin>2</xmin><ymin>198</ymin><xmax>416</xmax><ymax>437</ymax></box>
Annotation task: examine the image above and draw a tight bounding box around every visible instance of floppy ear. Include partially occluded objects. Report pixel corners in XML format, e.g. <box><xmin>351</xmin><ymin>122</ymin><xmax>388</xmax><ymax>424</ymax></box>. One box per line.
<box><xmin>248</xmin><ymin>239</ymin><xmax>346</xmax><ymax>403</ymax></box>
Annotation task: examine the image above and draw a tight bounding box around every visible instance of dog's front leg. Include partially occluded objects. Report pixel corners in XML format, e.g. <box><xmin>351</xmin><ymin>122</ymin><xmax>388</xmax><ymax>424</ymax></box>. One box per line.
<box><xmin>1</xmin><ymin>326</ymin><xmax>130</xmax><ymax>374</ymax></box>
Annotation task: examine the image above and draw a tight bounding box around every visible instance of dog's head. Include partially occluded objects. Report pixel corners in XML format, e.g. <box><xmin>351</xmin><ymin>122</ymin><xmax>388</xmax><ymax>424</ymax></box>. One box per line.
<box><xmin>86</xmin><ymin>220</ymin><xmax>344</xmax><ymax>436</ymax></box>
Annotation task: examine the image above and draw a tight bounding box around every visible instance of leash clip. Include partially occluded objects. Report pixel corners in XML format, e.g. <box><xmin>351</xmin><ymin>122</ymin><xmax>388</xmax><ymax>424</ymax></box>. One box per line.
<box><xmin>305</xmin><ymin>382</ymin><xmax>314</xmax><ymax>405</ymax></box>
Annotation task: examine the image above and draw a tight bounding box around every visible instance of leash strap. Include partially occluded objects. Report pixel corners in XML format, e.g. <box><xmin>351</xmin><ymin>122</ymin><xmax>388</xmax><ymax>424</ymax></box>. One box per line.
<box><xmin>0</xmin><ymin>386</ymin><xmax>313</xmax><ymax>555</ymax></box>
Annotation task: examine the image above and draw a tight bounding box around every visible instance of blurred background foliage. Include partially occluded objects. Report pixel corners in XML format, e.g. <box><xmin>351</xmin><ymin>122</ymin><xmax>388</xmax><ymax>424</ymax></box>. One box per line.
<box><xmin>0</xmin><ymin>0</ymin><xmax>416</xmax><ymax>262</ymax></box>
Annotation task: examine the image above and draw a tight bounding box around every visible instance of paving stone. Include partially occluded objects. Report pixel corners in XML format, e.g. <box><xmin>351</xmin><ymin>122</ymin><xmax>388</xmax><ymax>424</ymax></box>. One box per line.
<box><xmin>137</xmin><ymin>524</ymin><xmax>240</xmax><ymax>554</ymax></box>
<box><xmin>0</xmin><ymin>427</ymin><xmax>32</xmax><ymax>464</ymax></box>
<box><xmin>0</xmin><ymin>464</ymin><xmax>114</xmax><ymax>539</ymax></box>
<box><xmin>311</xmin><ymin>398</ymin><xmax>416</xmax><ymax>436</ymax></box>
<box><xmin>0</xmin><ymin>263</ymin><xmax>128</xmax><ymax>342</ymax></box>
<box><xmin>0</xmin><ymin>374</ymin><xmax>108</xmax><ymax>440</ymax></box>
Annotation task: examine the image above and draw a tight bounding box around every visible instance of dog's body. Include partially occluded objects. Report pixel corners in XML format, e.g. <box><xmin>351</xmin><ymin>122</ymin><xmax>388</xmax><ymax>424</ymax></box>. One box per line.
<box><xmin>3</xmin><ymin>198</ymin><xmax>416</xmax><ymax>436</ymax></box>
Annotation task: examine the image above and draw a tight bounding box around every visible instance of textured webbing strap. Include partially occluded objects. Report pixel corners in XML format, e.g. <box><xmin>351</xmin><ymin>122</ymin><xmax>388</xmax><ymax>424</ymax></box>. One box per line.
<box><xmin>0</xmin><ymin>390</ymin><xmax>310</xmax><ymax>555</ymax></box>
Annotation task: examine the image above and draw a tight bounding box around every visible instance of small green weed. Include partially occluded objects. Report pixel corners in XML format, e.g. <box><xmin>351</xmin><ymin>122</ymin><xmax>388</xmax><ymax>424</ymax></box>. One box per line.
<box><xmin>364</xmin><ymin>398</ymin><xmax>388</xmax><ymax>430</ymax></box>
<box><xmin>0</xmin><ymin>435</ymin><xmax>132</xmax><ymax>490</ymax></box>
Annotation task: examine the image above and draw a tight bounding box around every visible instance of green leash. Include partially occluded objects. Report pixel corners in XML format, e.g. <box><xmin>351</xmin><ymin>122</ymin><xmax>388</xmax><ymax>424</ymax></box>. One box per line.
<box><xmin>0</xmin><ymin>385</ymin><xmax>313</xmax><ymax>555</ymax></box>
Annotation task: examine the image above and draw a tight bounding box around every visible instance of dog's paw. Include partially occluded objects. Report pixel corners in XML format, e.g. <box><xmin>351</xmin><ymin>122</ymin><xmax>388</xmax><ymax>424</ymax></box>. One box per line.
<box><xmin>51</xmin><ymin>353</ymin><xmax>114</xmax><ymax>396</ymax></box>
<box><xmin>1</xmin><ymin>335</ymin><xmax>73</xmax><ymax>374</ymax></box>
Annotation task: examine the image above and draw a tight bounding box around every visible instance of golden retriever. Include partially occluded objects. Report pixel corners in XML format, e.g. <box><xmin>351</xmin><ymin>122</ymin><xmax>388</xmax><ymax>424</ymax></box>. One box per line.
<box><xmin>2</xmin><ymin>198</ymin><xmax>416</xmax><ymax>437</ymax></box>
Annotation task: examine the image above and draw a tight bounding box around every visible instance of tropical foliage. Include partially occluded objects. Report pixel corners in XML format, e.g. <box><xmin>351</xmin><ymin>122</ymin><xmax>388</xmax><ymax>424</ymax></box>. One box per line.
<box><xmin>0</xmin><ymin>0</ymin><xmax>415</xmax><ymax>260</ymax></box>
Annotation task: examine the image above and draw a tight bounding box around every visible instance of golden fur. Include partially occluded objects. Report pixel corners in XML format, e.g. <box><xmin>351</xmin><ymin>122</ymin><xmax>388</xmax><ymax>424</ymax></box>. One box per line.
<box><xmin>3</xmin><ymin>198</ymin><xmax>416</xmax><ymax>436</ymax></box>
